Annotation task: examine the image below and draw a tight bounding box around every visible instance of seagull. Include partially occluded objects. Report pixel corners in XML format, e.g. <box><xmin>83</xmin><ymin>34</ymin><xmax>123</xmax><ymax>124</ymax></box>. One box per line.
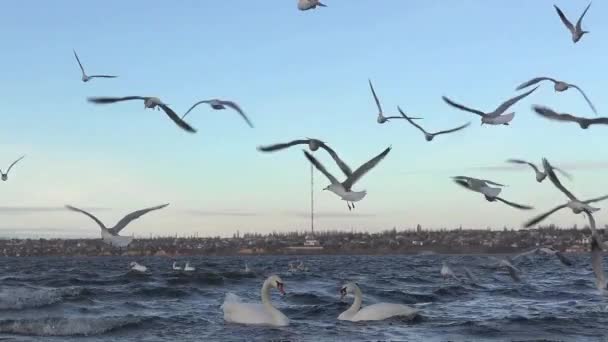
<box><xmin>258</xmin><ymin>138</ymin><xmax>352</xmax><ymax>176</ymax></box>
<box><xmin>369</xmin><ymin>80</ymin><xmax>420</xmax><ymax>124</ymax></box>
<box><xmin>87</xmin><ymin>96</ymin><xmax>196</xmax><ymax>133</ymax></box>
<box><xmin>130</xmin><ymin>262</ymin><xmax>148</xmax><ymax>273</ymax></box>
<box><xmin>442</xmin><ymin>86</ymin><xmax>539</xmax><ymax>126</ymax></box>
<box><xmin>73</xmin><ymin>50</ymin><xmax>118</xmax><ymax>83</ymax></box>
<box><xmin>532</xmin><ymin>105</ymin><xmax>608</xmax><ymax>129</ymax></box>
<box><xmin>497</xmin><ymin>258</ymin><xmax>521</xmax><ymax>282</ymax></box>
<box><xmin>1</xmin><ymin>156</ymin><xmax>24</xmax><ymax>181</ymax></box>
<box><xmin>65</xmin><ymin>204</ymin><xmax>169</xmax><ymax>248</ymax></box>
<box><xmin>440</xmin><ymin>261</ymin><xmax>459</xmax><ymax>281</ymax></box>
<box><xmin>453</xmin><ymin>176</ymin><xmax>533</xmax><ymax>210</ymax></box>
<box><xmin>554</xmin><ymin>3</ymin><xmax>592</xmax><ymax>43</ymax></box>
<box><xmin>303</xmin><ymin>146</ymin><xmax>391</xmax><ymax>211</ymax></box>
<box><xmin>506</xmin><ymin>159</ymin><xmax>572</xmax><ymax>183</ymax></box>
<box><xmin>181</xmin><ymin>99</ymin><xmax>253</xmax><ymax>128</ymax></box>
<box><xmin>588</xmin><ymin>212</ymin><xmax>607</xmax><ymax>292</ymax></box>
<box><xmin>397</xmin><ymin>107</ymin><xmax>470</xmax><ymax>141</ymax></box>
<box><xmin>514</xmin><ymin>247</ymin><xmax>573</xmax><ymax>266</ymax></box>
<box><xmin>297</xmin><ymin>0</ymin><xmax>327</xmax><ymax>11</ymax></box>
<box><xmin>523</xmin><ymin>158</ymin><xmax>608</xmax><ymax>228</ymax></box>
<box><xmin>463</xmin><ymin>267</ymin><xmax>478</xmax><ymax>283</ymax></box>
<box><xmin>516</xmin><ymin>77</ymin><xmax>596</xmax><ymax>114</ymax></box>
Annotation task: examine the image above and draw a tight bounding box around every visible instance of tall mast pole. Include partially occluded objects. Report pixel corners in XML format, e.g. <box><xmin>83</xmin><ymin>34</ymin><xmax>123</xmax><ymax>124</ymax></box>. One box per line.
<box><xmin>310</xmin><ymin>162</ymin><xmax>314</xmax><ymax>234</ymax></box>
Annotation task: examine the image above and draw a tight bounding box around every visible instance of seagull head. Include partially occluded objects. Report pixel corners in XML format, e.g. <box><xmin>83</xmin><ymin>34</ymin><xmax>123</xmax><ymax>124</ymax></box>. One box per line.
<box><xmin>1</xmin><ymin>174</ymin><xmax>6</xmax><ymax>181</ymax></box>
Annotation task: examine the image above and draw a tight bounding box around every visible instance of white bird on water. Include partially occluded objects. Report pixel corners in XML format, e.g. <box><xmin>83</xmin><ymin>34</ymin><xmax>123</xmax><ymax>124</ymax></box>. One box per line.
<box><xmin>184</xmin><ymin>262</ymin><xmax>196</xmax><ymax>272</ymax></box>
<box><xmin>87</xmin><ymin>96</ymin><xmax>196</xmax><ymax>133</ymax></box>
<box><xmin>172</xmin><ymin>262</ymin><xmax>183</xmax><ymax>271</ymax></box>
<box><xmin>553</xmin><ymin>3</ymin><xmax>592</xmax><ymax>44</ymax></box>
<box><xmin>442</xmin><ymin>86</ymin><xmax>538</xmax><ymax>126</ymax></box>
<box><xmin>1</xmin><ymin>156</ymin><xmax>24</xmax><ymax>181</ymax></box>
<box><xmin>440</xmin><ymin>261</ymin><xmax>459</xmax><ymax>281</ymax></box>
<box><xmin>524</xmin><ymin>158</ymin><xmax>608</xmax><ymax>228</ymax></box>
<box><xmin>297</xmin><ymin>0</ymin><xmax>327</xmax><ymax>11</ymax></box>
<box><xmin>516</xmin><ymin>77</ymin><xmax>596</xmax><ymax>114</ymax></box>
<box><xmin>303</xmin><ymin>146</ymin><xmax>391</xmax><ymax>210</ymax></box>
<box><xmin>181</xmin><ymin>99</ymin><xmax>253</xmax><ymax>128</ymax></box>
<box><xmin>506</xmin><ymin>159</ymin><xmax>572</xmax><ymax>183</ymax></box>
<box><xmin>65</xmin><ymin>204</ymin><xmax>169</xmax><ymax>248</ymax></box>
<box><xmin>130</xmin><ymin>262</ymin><xmax>147</xmax><ymax>273</ymax></box>
<box><xmin>73</xmin><ymin>50</ymin><xmax>118</xmax><ymax>83</ymax></box>
<box><xmin>338</xmin><ymin>282</ymin><xmax>418</xmax><ymax>322</ymax></box>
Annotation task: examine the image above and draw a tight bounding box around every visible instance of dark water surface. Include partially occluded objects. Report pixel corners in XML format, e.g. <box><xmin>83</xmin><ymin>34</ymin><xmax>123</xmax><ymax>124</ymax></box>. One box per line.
<box><xmin>0</xmin><ymin>255</ymin><xmax>606</xmax><ymax>341</ymax></box>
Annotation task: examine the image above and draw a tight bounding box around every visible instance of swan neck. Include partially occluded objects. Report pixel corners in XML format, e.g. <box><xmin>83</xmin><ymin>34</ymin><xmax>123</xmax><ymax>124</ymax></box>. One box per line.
<box><xmin>346</xmin><ymin>286</ymin><xmax>363</xmax><ymax>314</ymax></box>
<box><xmin>261</xmin><ymin>280</ymin><xmax>276</xmax><ymax>311</ymax></box>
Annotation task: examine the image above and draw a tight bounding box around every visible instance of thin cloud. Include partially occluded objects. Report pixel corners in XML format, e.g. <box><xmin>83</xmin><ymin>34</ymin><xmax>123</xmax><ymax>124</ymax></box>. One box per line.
<box><xmin>467</xmin><ymin>161</ymin><xmax>608</xmax><ymax>173</ymax></box>
<box><xmin>183</xmin><ymin>210</ymin><xmax>259</xmax><ymax>217</ymax></box>
<box><xmin>0</xmin><ymin>206</ymin><xmax>110</xmax><ymax>214</ymax></box>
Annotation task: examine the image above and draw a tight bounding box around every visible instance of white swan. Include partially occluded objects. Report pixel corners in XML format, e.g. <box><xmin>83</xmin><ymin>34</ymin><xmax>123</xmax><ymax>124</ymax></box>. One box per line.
<box><xmin>172</xmin><ymin>262</ymin><xmax>182</xmax><ymax>271</ymax></box>
<box><xmin>244</xmin><ymin>262</ymin><xmax>250</xmax><ymax>273</ymax></box>
<box><xmin>184</xmin><ymin>262</ymin><xmax>195</xmax><ymax>272</ymax></box>
<box><xmin>129</xmin><ymin>262</ymin><xmax>147</xmax><ymax>273</ymax></box>
<box><xmin>222</xmin><ymin>275</ymin><xmax>289</xmax><ymax>327</ymax></box>
<box><xmin>338</xmin><ymin>283</ymin><xmax>418</xmax><ymax>322</ymax></box>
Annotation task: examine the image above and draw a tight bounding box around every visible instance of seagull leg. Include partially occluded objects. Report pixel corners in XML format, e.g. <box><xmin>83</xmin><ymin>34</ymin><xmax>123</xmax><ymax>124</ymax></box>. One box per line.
<box><xmin>347</xmin><ymin>202</ymin><xmax>351</xmax><ymax>211</ymax></box>
<box><xmin>351</xmin><ymin>202</ymin><xmax>356</xmax><ymax>209</ymax></box>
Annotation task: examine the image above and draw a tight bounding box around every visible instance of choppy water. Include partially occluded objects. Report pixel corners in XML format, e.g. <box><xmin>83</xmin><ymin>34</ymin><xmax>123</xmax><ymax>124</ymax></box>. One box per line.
<box><xmin>0</xmin><ymin>254</ymin><xmax>606</xmax><ymax>341</ymax></box>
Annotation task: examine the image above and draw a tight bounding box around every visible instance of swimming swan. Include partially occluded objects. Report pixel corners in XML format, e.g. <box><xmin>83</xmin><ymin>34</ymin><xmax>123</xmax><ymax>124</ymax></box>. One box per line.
<box><xmin>222</xmin><ymin>275</ymin><xmax>289</xmax><ymax>326</ymax></box>
<box><xmin>172</xmin><ymin>262</ymin><xmax>182</xmax><ymax>271</ymax></box>
<box><xmin>338</xmin><ymin>283</ymin><xmax>418</xmax><ymax>322</ymax></box>
<box><xmin>129</xmin><ymin>262</ymin><xmax>147</xmax><ymax>273</ymax></box>
<box><xmin>184</xmin><ymin>262</ymin><xmax>195</xmax><ymax>272</ymax></box>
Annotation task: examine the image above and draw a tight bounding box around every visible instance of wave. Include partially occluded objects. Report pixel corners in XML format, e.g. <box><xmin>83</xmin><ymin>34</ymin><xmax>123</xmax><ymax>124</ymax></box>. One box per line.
<box><xmin>284</xmin><ymin>292</ymin><xmax>332</xmax><ymax>306</ymax></box>
<box><xmin>374</xmin><ymin>290</ymin><xmax>437</xmax><ymax>304</ymax></box>
<box><xmin>433</xmin><ymin>285</ymin><xmax>469</xmax><ymax>297</ymax></box>
<box><xmin>0</xmin><ymin>287</ymin><xmax>85</xmax><ymax>310</ymax></box>
<box><xmin>0</xmin><ymin>315</ymin><xmax>150</xmax><ymax>336</ymax></box>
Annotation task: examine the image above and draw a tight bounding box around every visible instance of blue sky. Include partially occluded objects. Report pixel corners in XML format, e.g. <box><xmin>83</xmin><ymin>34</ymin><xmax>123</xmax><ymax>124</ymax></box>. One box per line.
<box><xmin>0</xmin><ymin>0</ymin><xmax>606</xmax><ymax>238</ymax></box>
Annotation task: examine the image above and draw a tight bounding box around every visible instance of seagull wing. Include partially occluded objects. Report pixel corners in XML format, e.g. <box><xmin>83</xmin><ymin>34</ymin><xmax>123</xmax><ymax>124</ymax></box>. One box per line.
<box><xmin>575</xmin><ymin>2</ymin><xmax>592</xmax><ymax>32</ymax></box>
<box><xmin>89</xmin><ymin>75</ymin><xmax>119</xmax><ymax>79</ymax></box>
<box><xmin>588</xmin><ymin>117</ymin><xmax>608</xmax><ymax>126</ymax></box>
<box><xmin>442</xmin><ymin>96</ymin><xmax>486</xmax><ymax>117</ymax></box>
<box><xmin>65</xmin><ymin>205</ymin><xmax>107</xmax><ymax>231</ymax></box>
<box><xmin>591</xmin><ymin>235</ymin><xmax>607</xmax><ymax>291</ymax></box>
<box><xmin>433</xmin><ymin>122</ymin><xmax>471</xmax><ymax>136</ymax></box>
<box><xmin>109</xmin><ymin>203</ymin><xmax>169</xmax><ymax>235</ymax></box>
<box><xmin>481</xmin><ymin>179</ymin><xmax>506</xmax><ymax>187</ymax></box>
<box><xmin>570</xmin><ymin>84</ymin><xmax>597</xmax><ymax>115</ymax></box>
<box><xmin>554</xmin><ymin>4</ymin><xmax>575</xmax><ymax>33</ymax></box>
<box><xmin>87</xmin><ymin>96</ymin><xmax>147</xmax><ymax>104</ymax></box>
<box><xmin>303</xmin><ymin>150</ymin><xmax>340</xmax><ymax>185</ymax></box>
<box><xmin>555</xmin><ymin>251</ymin><xmax>573</xmax><ymax>266</ymax></box>
<box><xmin>507</xmin><ymin>159</ymin><xmax>539</xmax><ymax>173</ymax></box>
<box><xmin>532</xmin><ymin>105</ymin><xmax>581</xmax><ymax>124</ymax></box>
<box><xmin>342</xmin><ymin>146</ymin><xmax>391</xmax><ymax>190</ymax></box>
<box><xmin>73</xmin><ymin>50</ymin><xmax>86</xmax><ymax>75</ymax></box>
<box><xmin>257</xmin><ymin>140</ymin><xmax>309</xmax><ymax>152</ymax></box>
<box><xmin>398</xmin><ymin>107</ymin><xmax>428</xmax><ymax>134</ymax></box>
<box><xmin>219</xmin><ymin>100</ymin><xmax>254</xmax><ymax>128</ymax></box>
<box><xmin>583</xmin><ymin>194</ymin><xmax>608</xmax><ymax>205</ymax></box>
<box><xmin>494</xmin><ymin>197</ymin><xmax>534</xmax><ymax>210</ymax></box>
<box><xmin>506</xmin><ymin>264</ymin><xmax>521</xmax><ymax>282</ymax></box>
<box><xmin>368</xmin><ymin>79</ymin><xmax>383</xmax><ymax>114</ymax></box>
<box><xmin>463</xmin><ymin>267</ymin><xmax>477</xmax><ymax>283</ymax></box>
<box><xmin>5</xmin><ymin>155</ymin><xmax>25</xmax><ymax>174</ymax></box>
<box><xmin>181</xmin><ymin>100</ymin><xmax>211</xmax><ymax>119</ymax></box>
<box><xmin>515</xmin><ymin>77</ymin><xmax>555</xmax><ymax>91</ymax></box>
<box><xmin>542</xmin><ymin>158</ymin><xmax>577</xmax><ymax>201</ymax></box>
<box><xmin>523</xmin><ymin>204</ymin><xmax>567</xmax><ymax>228</ymax></box>
<box><xmin>158</xmin><ymin>104</ymin><xmax>197</xmax><ymax>133</ymax></box>
<box><xmin>552</xmin><ymin>167</ymin><xmax>573</xmax><ymax>181</ymax></box>
<box><xmin>318</xmin><ymin>143</ymin><xmax>353</xmax><ymax>176</ymax></box>
<box><xmin>493</xmin><ymin>86</ymin><xmax>539</xmax><ymax>115</ymax></box>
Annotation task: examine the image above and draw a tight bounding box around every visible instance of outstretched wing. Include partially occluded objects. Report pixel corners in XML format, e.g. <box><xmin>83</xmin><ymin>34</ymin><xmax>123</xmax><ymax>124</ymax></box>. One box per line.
<box><xmin>554</xmin><ymin>4</ymin><xmax>575</xmax><ymax>32</ymax></box>
<box><xmin>182</xmin><ymin>100</ymin><xmax>210</xmax><ymax>119</ymax></box>
<box><xmin>73</xmin><ymin>50</ymin><xmax>86</xmax><ymax>75</ymax></box>
<box><xmin>555</xmin><ymin>252</ymin><xmax>573</xmax><ymax>267</ymax></box>
<box><xmin>219</xmin><ymin>100</ymin><xmax>254</xmax><ymax>128</ymax></box>
<box><xmin>583</xmin><ymin>194</ymin><xmax>608</xmax><ymax>205</ymax></box>
<box><xmin>110</xmin><ymin>203</ymin><xmax>169</xmax><ymax>235</ymax></box>
<box><xmin>158</xmin><ymin>104</ymin><xmax>197</xmax><ymax>133</ymax></box>
<box><xmin>493</xmin><ymin>86</ymin><xmax>538</xmax><ymax>115</ymax></box>
<box><xmin>523</xmin><ymin>204</ymin><xmax>567</xmax><ymax>228</ymax></box>
<box><xmin>342</xmin><ymin>146</ymin><xmax>391</xmax><ymax>190</ymax></box>
<box><xmin>532</xmin><ymin>105</ymin><xmax>581</xmax><ymax>124</ymax></box>
<box><xmin>515</xmin><ymin>77</ymin><xmax>555</xmax><ymax>91</ymax></box>
<box><xmin>368</xmin><ymin>79</ymin><xmax>383</xmax><ymax>114</ymax></box>
<box><xmin>89</xmin><ymin>75</ymin><xmax>118</xmax><ymax>79</ymax></box>
<box><xmin>257</xmin><ymin>140</ymin><xmax>309</xmax><ymax>152</ymax></box>
<box><xmin>5</xmin><ymin>156</ymin><xmax>25</xmax><ymax>174</ymax></box>
<box><xmin>552</xmin><ymin>167</ymin><xmax>573</xmax><ymax>181</ymax></box>
<box><xmin>591</xmin><ymin>235</ymin><xmax>607</xmax><ymax>291</ymax></box>
<box><xmin>494</xmin><ymin>197</ymin><xmax>534</xmax><ymax>210</ymax></box>
<box><xmin>507</xmin><ymin>159</ymin><xmax>539</xmax><ymax>173</ymax></box>
<box><xmin>65</xmin><ymin>205</ymin><xmax>107</xmax><ymax>231</ymax></box>
<box><xmin>442</xmin><ymin>96</ymin><xmax>486</xmax><ymax>117</ymax></box>
<box><xmin>575</xmin><ymin>2</ymin><xmax>592</xmax><ymax>32</ymax></box>
<box><xmin>542</xmin><ymin>158</ymin><xmax>577</xmax><ymax>201</ymax></box>
<box><xmin>318</xmin><ymin>143</ymin><xmax>353</xmax><ymax>177</ymax></box>
<box><xmin>434</xmin><ymin>122</ymin><xmax>471</xmax><ymax>136</ymax></box>
<box><xmin>87</xmin><ymin>96</ymin><xmax>146</xmax><ymax>104</ymax></box>
<box><xmin>303</xmin><ymin>151</ymin><xmax>340</xmax><ymax>185</ymax></box>
<box><xmin>570</xmin><ymin>85</ymin><xmax>597</xmax><ymax>115</ymax></box>
<box><xmin>398</xmin><ymin>107</ymin><xmax>428</xmax><ymax>135</ymax></box>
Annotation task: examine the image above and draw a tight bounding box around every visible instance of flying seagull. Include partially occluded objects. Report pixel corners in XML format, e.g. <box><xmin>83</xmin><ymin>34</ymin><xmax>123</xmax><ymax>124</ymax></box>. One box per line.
<box><xmin>514</xmin><ymin>246</ymin><xmax>573</xmax><ymax>266</ymax></box>
<box><xmin>369</xmin><ymin>80</ymin><xmax>420</xmax><ymax>124</ymax></box>
<box><xmin>65</xmin><ymin>204</ymin><xmax>169</xmax><ymax>248</ymax></box>
<box><xmin>0</xmin><ymin>156</ymin><xmax>24</xmax><ymax>181</ymax></box>
<box><xmin>398</xmin><ymin>107</ymin><xmax>470</xmax><ymax>141</ymax></box>
<box><xmin>497</xmin><ymin>258</ymin><xmax>521</xmax><ymax>282</ymax></box>
<box><xmin>588</xmin><ymin>212</ymin><xmax>607</xmax><ymax>292</ymax></box>
<box><xmin>87</xmin><ymin>96</ymin><xmax>196</xmax><ymax>133</ymax></box>
<box><xmin>181</xmin><ymin>99</ymin><xmax>253</xmax><ymax>128</ymax></box>
<box><xmin>532</xmin><ymin>105</ymin><xmax>608</xmax><ymax>129</ymax></box>
<box><xmin>257</xmin><ymin>138</ymin><xmax>352</xmax><ymax>176</ymax></box>
<box><xmin>297</xmin><ymin>0</ymin><xmax>327</xmax><ymax>11</ymax></box>
<box><xmin>523</xmin><ymin>158</ymin><xmax>608</xmax><ymax>228</ymax></box>
<box><xmin>516</xmin><ymin>77</ymin><xmax>596</xmax><ymax>114</ymax></box>
<box><xmin>303</xmin><ymin>146</ymin><xmax>391</xmax><ymax>210</ymax></box>
<box><xmin>554</xmin><ymin>3</ymin><xmax>592</xmax><ymax>43</ymax></box>
<box><xmin>453</xmin><ymin>176</ymin><xmax>533</xmax><ymax>210</ymax></box>
<box><xmin>442</xmin><ymin>86</ymin><xmax>538</xmax><ymax>125</ymax></box>
<box><xmin>506</xmin><ymin>159</ymin><xmax>572</xmax><ymax>183</ymax></box>
<box><xmin>440</xmin><ymin>261</ymin><xmax>460</xmax><ymax>281</ymax></box>
<box><xmin>73</xmin><ymin>50</ymin><xmax>118</xmax><ymax>83</ymax></box>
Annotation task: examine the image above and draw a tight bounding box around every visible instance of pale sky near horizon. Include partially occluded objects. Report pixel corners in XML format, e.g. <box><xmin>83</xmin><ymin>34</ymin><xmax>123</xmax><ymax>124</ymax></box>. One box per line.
<box><xmin>0</xmin><ymin>1</ymin><xmax>606</xmax><ymax>238</ymax></box>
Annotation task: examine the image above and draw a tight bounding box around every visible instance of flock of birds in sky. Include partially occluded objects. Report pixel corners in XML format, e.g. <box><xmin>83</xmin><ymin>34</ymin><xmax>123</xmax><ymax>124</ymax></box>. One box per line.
<box><xmin>0</xmin><ymin>0</ymin><xmax>606</xmax><ymax>326</ymax></box>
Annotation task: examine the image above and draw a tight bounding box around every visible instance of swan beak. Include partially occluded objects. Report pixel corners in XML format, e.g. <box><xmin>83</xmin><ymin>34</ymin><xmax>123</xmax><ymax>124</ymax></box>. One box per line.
<box><xmin>340</xmin><ymin>287</ymin><xmax>347</xmax><ymax>299</ymax></box>
<box><xmin>277</xmin><ymin>282</ymin><xmax>286</xmax><ymax>295</ymax></box>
